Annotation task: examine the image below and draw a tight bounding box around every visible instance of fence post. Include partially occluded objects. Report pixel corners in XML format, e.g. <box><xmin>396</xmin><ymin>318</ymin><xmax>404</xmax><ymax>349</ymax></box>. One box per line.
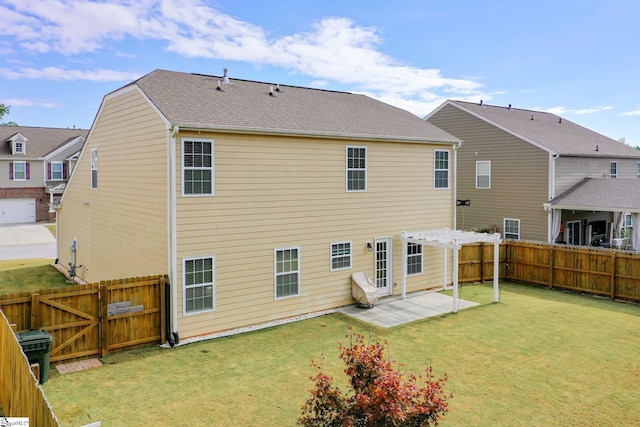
<box><xmin>100</xmin><ymin>283</ymin><xmax>109</xmax><ymax>357</ymax></box>
<box><xmin>549</xmin><ymin>246</ymin><xmax>554</xmax><ymax>289</ymax></box>
<box><xmin>30</xmin><ymin>294</ymin><xmax>39</xmax><ymax>330</ymax></box>
<box><xmin>610</xmin><ymin>252</ymin><xmax>616</xmax><ymax>300</ymax></box>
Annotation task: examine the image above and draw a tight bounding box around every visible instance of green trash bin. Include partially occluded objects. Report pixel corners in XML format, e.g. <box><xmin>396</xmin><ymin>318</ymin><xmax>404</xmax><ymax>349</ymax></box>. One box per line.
<box><xmin>17</xmin><ymin>330</ymin><xmax>53</xmax><ymax>384</ymax></box>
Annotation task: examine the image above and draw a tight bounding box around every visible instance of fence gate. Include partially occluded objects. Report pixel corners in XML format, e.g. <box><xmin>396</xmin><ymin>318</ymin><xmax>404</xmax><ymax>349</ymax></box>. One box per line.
<box><xmin>31</xmin><ymin>288</ymin><xmax>101</xmax><ymax>363</ymax></box>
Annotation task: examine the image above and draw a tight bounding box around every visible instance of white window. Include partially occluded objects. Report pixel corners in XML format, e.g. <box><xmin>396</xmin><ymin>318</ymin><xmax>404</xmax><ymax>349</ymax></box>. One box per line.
<box><xmin>14</xmin><ymin>141</ymin><xmax>24</xmax><ymax>154</ymax></box>
<box><xmin>610</xmin><ymin>161</ymin><xmax>618</xmax><ymax>178</ymax></box>
<box><xmin>183</xmin><ymin>139</ymin><xmax>214</xmax><ymax>196</ymax></box>
<box><xmin>91</xmin><ymin>148</ymin><xmax>98</xmax><ymax>189</ymax></box>
<box><xmin>637</xmin><ymin>162</ymin><xmax>640</xmax><ymax>178</ymax></box>
<box><xmin>275</xmin><ymin>247</ymin><xmax>300</xmax><ymax>298</ymax></box>
<box><xmin>346</xmin><ymin>146</ymin><xmax>367</xmax><ymax>192</ymax></box>
<box><xmin>406</xmin><ymin>242</ymin><xmax>423</xmax><ymax>275</ymax></box>
<box><xmin>183</xmin><ymin>256</ymin><xmax>215</xmax><ymax>314</ymax></box>
<box><xmin>434</xmin><ymin>150</ymin><xmax>449</xmax><ymax>189</ymax></box>
<box><xmin>476</xmin><ymin>161</ymin><xmax>491</xmax><ymax>189</ymax></box>
<box><xmin>504</xmin><ymin>218</ymin><xmax>520</xmax><ymax>240</ymax></box>
<box><xmin>622</xmin><ymin>213</ymin><xmax>633</xmax><ymax>238</ymax></box>
<box><xmin>11</xmin><ymin>161</ymin><xmax>27</xmax><ymax>181</ymax></box>
<box><xmin>331</xmin><ymin>241</ymin><xmax>352</xmax><ymax>271</ymax></box>
<box><xmin>50</xmin><ymin>162</ymin><xmax>64</xmax><ymax>180</ymax></box>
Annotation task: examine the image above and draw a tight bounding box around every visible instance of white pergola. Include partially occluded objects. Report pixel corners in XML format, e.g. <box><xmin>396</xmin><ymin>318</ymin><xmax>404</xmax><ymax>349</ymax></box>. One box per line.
<box><xmin>401</xmin><ymin>228</ymin><xmax>502</xmax><ymax>313</ymax></box>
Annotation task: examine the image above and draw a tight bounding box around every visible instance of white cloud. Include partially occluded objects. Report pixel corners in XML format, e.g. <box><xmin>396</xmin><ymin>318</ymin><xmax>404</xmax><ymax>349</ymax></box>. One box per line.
<box><xmin>621</xmin><ymin>109</ymin><xmax>640</xmax><ymax>117</ymax></box>
<box><xmin>0</xmin><ymin>0</ymin><xmax>487</xmax><ymax>115</ymax></box>
<box><xmin>0</xmin><ymin>67</ymin><xmax>142</xmax><ymax>81</ymax></box>
<box><xmin>0</xmin><ymin>98</ymin><xmax>59</xmax><ymax>108</ymax></box>
<box><xmin>544</xmin><ymin>106</ymin><xmax>613</xmax><ymax>115</ymax></box>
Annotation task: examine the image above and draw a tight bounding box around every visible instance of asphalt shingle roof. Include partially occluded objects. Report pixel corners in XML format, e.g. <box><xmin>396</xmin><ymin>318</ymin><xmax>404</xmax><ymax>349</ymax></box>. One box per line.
<box><xmin>0</xmin><ymin>126</ymin><xmax>88</xmax><ymax>158</ymax></box>
<box><xmin>548</xmin><ymin>178</ymin><xmax>640</xmax><ymax>212</ymax></box>
<box><xmin>129</xmin><ymin>69</ymin><xmax>459</xmax><ymax>143</ymax></box>
<box><xmin>447</xmin><ymin>100</ymin><xmax>640</xmax><ymax>158</ymax></box>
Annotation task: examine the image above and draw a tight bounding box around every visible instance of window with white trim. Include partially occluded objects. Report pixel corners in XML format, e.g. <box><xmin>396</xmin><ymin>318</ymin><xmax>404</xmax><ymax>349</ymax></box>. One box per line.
<box><xmin>406</xmin><ymin>242</ymin><xmax>423</xmax><ymax>275</ymax></box>
<box><xmin>622</xmin><ymin>213</ymin><xmax>632</xmax><ymax>238</ymax></box>
<box><xmin>331</xmin><ymin>241</ymin><xmax>352</xmax><ymax>271</ymax></box>
<box><xmin>637</xmin><ymin>162</ymin><xmax>640</xmax><ymax>178</ymax></box>
<box><xmin>50</xmin><ymin>161</ymin><xmax>64</xmax><ymax>180</ymax></box>
<box><xmin>11</xmin><ymin>161</ymin><xmax>27</xmax><ymax>181</ymax></box>
<box><xmin>434</xmin><ymin>150</ymin><xmax>449</xmax><ymax>189</ymax></box>
<box><xmin>183</xmin><ymin>139</ymin><xmax>214</xmax><ymax>195</ymax></box>
<box><xmin>275</xmin><ymin>247</ymin><xmax>300</xmax><ymax>298</ymax></box>
<box><xmin>14</xmin><ymin>141</ymin><xmax>24</xmax><ymax>154</ymax></box>
<box><xmin>346</xmin><ymin>146</ymin><xmax>367</xmax><ymax>191</ymax></box>
<box><xmin>476</xmin><ymin>161</ymin><xmax>491</xmax><ymax>189</ymax></box>
<box><xmin>504</xmin><ymin>218</ymin><xmax>520</xmax><ymax>240</ymax></box>
<box><xmin>91</xmin><ymin>148</ymin><xmax>98</xmax><ymax>189</ymax></box>
<box><xmin>610</xmin><ymin>161</ymin><xmax>618</xmax><ymax>178</ymax></box>
<box><xmin>183</xmin><ymin>256</ymin><xmax>215</xmax><ymax>314</ymax></box>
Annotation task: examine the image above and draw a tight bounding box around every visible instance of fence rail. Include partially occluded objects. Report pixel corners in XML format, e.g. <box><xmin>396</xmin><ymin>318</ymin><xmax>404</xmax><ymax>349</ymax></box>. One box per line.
<box><xmin>459</xmin><ymin>241</ymin><xmax>640</xmax><ymax>302</ymax></box>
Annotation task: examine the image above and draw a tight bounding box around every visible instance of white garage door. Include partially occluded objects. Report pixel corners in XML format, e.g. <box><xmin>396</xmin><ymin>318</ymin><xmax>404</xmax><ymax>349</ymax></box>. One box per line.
<box><xmin>0</xmin><ymin>198</ymin><xmax>36</xmax><ymax>224</ymax></box>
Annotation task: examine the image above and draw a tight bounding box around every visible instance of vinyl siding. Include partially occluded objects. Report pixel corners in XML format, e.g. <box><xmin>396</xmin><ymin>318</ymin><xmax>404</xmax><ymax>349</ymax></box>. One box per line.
<box><xmin>427</xmin><ymin>104</ymin><xmax>549</xmax><ymax>241</ymax></box>
<box><xmin>173</xmin><ymin>132</ymin><xmax>454</xmax><ymax>338</ymax></box>
<box><xmin>57</xmin><ymin>88</ymin><xmax>169</xmax><ymax>282</ymax></box>
<box><xmin>555</xmin><ymin>157</ymin><xmax>640</xmax><ymax>195</ymax></box>
<box><xmin>0</xmin><ymin>159</ymin><xmax>45</xmax><ymax>187</ymax></box>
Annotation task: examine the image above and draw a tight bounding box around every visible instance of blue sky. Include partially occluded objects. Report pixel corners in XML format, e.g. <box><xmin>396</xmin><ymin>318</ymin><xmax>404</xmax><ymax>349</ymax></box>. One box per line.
<box><xmin>1</xmin><ymin>0</ymin><xmax>639</xmax><ymax>146</ymax></box>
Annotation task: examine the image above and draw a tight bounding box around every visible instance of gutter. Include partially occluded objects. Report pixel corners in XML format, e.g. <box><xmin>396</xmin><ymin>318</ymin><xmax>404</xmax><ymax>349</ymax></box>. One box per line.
<box><xmin>168</xmin><ymin>125</ymin><xmax>179</xmax><ymax>345</ymax></box>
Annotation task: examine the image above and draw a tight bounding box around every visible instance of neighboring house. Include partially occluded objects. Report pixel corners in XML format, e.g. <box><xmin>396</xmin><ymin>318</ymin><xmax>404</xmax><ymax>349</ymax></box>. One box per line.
<box><xmin>426</xmin><ymin>100</ymin><xmax>640</xmax><ymax>247</ymax></box>
<box><xmin>57</xmin><ymin>69</ymin><xmax>461</xmax><ymax>343</ymax></box>
<box><xmin>0</xmin><ymin>126</ymin><xmax>88</xmax><ymax>224</ymax></box>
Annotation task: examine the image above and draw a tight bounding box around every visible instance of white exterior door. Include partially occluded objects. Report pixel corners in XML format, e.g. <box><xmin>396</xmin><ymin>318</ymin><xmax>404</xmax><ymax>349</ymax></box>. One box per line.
<box><xmin>374</xmin><ymin>238</ymin><xmax>392</xmax><ymax>296</ymax></box>
<box><xmin>0</xmin><ymin>198</ymin><xmax>36</xmax><ymax>224</ymax></box>
<box><xmin>567</xmin><ymin>220</ymin><xmax>581</xmax><ymax>245</ymax></box>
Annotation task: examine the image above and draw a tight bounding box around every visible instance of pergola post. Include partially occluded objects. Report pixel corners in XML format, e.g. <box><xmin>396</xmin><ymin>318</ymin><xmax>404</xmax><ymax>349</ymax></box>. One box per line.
<box><xmin>493</xmin><ymin>240</ymin><xmax>500</xmax><ymax>302</ymax></box>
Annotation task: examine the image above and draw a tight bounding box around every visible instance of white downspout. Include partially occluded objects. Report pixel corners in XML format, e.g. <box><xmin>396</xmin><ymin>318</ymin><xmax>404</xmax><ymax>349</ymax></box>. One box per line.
<box><xmin>169</xmin><ymin>125</ymin><xmax>179</xmax><ymax>342</ymax></box>
<box><xmin>547</xmin><ymin>153</ymin><xmax>559</xmax><ymax>242</ymax></box>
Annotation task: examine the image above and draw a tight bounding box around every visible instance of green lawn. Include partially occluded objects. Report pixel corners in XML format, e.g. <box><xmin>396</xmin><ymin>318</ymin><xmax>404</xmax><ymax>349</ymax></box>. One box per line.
<box><xmin>42</xmin><ymin>282</ymin><xmax>640</xmax><ymax>426</ymax></box>
<box><xmin>0</xmin><ymin>259</ymin><xmax>71</xmax><ymax>295</ymax></box>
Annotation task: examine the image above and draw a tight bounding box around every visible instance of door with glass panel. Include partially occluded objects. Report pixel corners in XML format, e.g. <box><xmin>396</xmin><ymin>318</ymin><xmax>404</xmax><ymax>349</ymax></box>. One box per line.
<box><xmin>374</xmin><ymin>238</ymin><xmax>392</xmax><ymax>295</ymax></box>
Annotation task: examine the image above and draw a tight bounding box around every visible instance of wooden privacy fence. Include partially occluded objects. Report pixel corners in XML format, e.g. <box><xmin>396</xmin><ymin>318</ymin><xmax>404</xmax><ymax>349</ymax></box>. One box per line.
<box><xmin>458</xmin><ymin>241</ymin><xmax>640</xmax><ymax>302</ymax></box>
<box><xmin>0</xmin><ymin>275</ymin><xmax>167</xmax><ymax>363</ymax></box>
<box><xmin>0</xmin><ymin>309</ymin><xmax>59</xmax><ymax>426</ymax></box>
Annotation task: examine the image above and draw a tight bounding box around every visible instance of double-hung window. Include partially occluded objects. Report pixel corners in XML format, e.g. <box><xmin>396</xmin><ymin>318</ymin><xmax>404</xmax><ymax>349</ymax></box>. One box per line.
<box><xmin>91</xmin><ymin>148</ymin><xmax>98</xmax><ymax>189</ymax></box>
<box><xmin>476</xmin><ymin>161</ymin><xmax>491</xmax><ymax>189</ymax></box>
<box><xmin>50</xmin><ymin>162</ymin><xmax>64</xmax><ymax>180</ymax></box>
<box><xmin>406</xmin><ymin>242</ymin><xmax>423</xmax><ymax>275</ymax></box>
<box><xmin>434</xmin><ymin>150</ymin><xmax>449</xmax><ymax>189</ymax></box>
<box><xmin>183</xmin><ymin>256</ymin><xmax>215</xmax><ymax>314</ymax></box>
<box><xmin>331</xmin><ymin>241</ymin><xmax>352</xmax><ymax>271</ymax></box>
<box><xmin>610</xmin><ymin>161</ymin><xmax>618</xmax><ymax>178</ymax></box>
<box><xmin>346</xmin><ymin>146</ymin><xmax>367</xmax><ymax>191</ymax></box>
<box><xmin>183</xmin><ymin>139</ymin><xmax>214</xmax><ymax>195</ymax></box>
<box><xmin>275</xmin><ymin>247</ymin><xmax>300</xmax><ymax>298</ymax></box>
<box><xmin>11</xmin><ymin>161</ymin><xmax>27</xmax><ymax>181</ymax></box>
<box><xmin>504</xmin><ymin>218</ymin><xmax>521</xmax><ymax>240</ymax></box>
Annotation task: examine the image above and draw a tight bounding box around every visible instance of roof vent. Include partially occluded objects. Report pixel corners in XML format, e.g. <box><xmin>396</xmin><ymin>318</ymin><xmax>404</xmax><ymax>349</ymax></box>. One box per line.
<box><xmin>269</xmin><ymin>85</ymin><xmax>275</xmax><ymax>96</ymax></box>
<box><xmin>221</xmin><ymin>68</ymin><xmax>230</xmax><ymax>84</ymax></box>
<box><xmin>275</xmin><ymin>83</ymin><xmax>281</xmax><ymax>92</ymax></box>
<box><xmin>480</xmin><ymin>100</ymin><xmax>483</xmax><ymax>106</ymax></box>
<box><xmin>558</xmin><ymin>117</ymin><xmax>562</xmax><ymax>123</ymax></box>
<box><xmin>508</xmin><ymin>104</ymin><xmax>512</xmax><ymax>110</ymax></box>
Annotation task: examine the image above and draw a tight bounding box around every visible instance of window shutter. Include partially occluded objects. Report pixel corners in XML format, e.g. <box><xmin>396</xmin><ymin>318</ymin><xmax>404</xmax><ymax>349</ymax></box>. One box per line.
<box><xmin>63</xmin><ymin>163</ymin><xmax>67</xmax><ymax>179</ymax></box>
<box><xmin>26</xmin><ymin>162</ymin><xmax>30</xmax><ymax>180</ymax></box>
<box><xmin>48</xmin><ymin>162</ymin><xmax>52</xmax><ymax>180</ymax></box>
<box><xmin>9</xmin><ymin>162</ymin><xmax>13</xmax><ymax>180</ymax></box>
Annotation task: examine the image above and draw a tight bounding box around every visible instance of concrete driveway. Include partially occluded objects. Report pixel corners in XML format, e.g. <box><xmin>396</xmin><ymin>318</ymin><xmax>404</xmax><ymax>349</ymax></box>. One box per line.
<box><xmin>0</xmin><ymin>223</ymin><xmax>57</xmax><ymax>260</ymax></box>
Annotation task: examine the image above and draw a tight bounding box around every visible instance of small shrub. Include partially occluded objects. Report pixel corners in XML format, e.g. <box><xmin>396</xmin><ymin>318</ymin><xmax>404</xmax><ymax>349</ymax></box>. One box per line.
<box><xmin>299</xmin><ymin>327</ymin><xmax>451</xmax><ymax>426</ymax></box>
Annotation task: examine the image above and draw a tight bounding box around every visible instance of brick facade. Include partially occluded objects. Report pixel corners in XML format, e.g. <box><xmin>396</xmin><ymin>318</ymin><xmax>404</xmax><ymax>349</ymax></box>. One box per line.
<box><xmin>0</xmin><ymin>187</ymin><xmax>52</xmax><ymax>222</ymax></box>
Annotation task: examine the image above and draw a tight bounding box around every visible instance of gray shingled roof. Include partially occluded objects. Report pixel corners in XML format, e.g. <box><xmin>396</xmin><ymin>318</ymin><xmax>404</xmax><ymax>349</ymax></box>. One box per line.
<box><xmin>128</xmin><ymin>69</ymin><xmax>459</xmax><ymax>143</ymax></box>
<box><xmin>446</xmin><ymin>101</ymin><xmax>640</xmax><ymax>158</ymax></box>
<box><xmin>0</xmin><ymin>126</ymin><xmax>88</xmax><ymax>158</ymax></box>
<box><xmin>548</xmin><ymin>178</ymin><xmax>640</xmax><ymax>212</ymax></box>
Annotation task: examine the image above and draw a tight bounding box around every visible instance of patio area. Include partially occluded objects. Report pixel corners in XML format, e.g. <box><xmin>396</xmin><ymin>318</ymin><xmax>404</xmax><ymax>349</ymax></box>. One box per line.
<box><xmin>338</xmin><ymin>290</ymin><xmax>478</xmax><ymax>327</ymax></box>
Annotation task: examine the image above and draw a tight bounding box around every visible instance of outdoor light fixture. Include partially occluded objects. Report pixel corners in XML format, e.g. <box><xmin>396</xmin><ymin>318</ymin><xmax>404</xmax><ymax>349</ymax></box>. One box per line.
<box><xmin>366</xmin><ymin>242</ymin><xmax>373</xmax><ymax>252</ymax></box>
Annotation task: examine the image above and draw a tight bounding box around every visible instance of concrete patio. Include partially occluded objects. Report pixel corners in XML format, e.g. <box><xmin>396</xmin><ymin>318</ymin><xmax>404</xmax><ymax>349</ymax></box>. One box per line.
<box><xmin>338</xmin><ymin>290</ymin><xmax>478</xmax><ymax>328</ymax></box>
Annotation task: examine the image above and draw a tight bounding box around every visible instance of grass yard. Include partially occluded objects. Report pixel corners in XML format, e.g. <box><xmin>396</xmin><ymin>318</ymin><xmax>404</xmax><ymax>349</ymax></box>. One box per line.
<box><xmin>0</xmin><ymin>258</ymin><xmax>70</xmax><ymax>294</ymax></box>
<box><xmin>43</xmin><ymin>283</ymin><xmax>640</xmax><ymax>426</ymax></box>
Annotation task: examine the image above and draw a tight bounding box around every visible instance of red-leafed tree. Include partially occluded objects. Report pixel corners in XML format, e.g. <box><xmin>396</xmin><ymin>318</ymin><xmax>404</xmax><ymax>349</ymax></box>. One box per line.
<box><xmin>299</xmin><ymin>327</ymin><xmax>451</xmax><ymax>427</ymax></box>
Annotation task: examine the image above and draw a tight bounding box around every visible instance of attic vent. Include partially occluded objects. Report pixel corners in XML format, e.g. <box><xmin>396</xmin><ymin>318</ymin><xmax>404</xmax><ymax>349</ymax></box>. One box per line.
<box><xmin>508</xmin><ymin>104</ymin><xmax>512</xmax><ymax>110</ymax></box>
<box><xmin>221</xmin><ymin>68</ymin><xmax>230</xmax><ymax>84</ymax></box>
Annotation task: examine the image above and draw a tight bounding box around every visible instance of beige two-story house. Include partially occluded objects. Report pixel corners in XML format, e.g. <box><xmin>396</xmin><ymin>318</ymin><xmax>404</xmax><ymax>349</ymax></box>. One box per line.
<box><xmin>426</xmin><ymin>100</ymin><xmax>640</xmax><ymax>247</ymax></box>
<box><xmin>57</xmin><ymin>69</ymin><xmax>462</xmax><ymax>343</ymax></box>
<box><xmin>0</xmin><ymin>126</ymin><xmax>87</xmax><ymax>224</ymax></box>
